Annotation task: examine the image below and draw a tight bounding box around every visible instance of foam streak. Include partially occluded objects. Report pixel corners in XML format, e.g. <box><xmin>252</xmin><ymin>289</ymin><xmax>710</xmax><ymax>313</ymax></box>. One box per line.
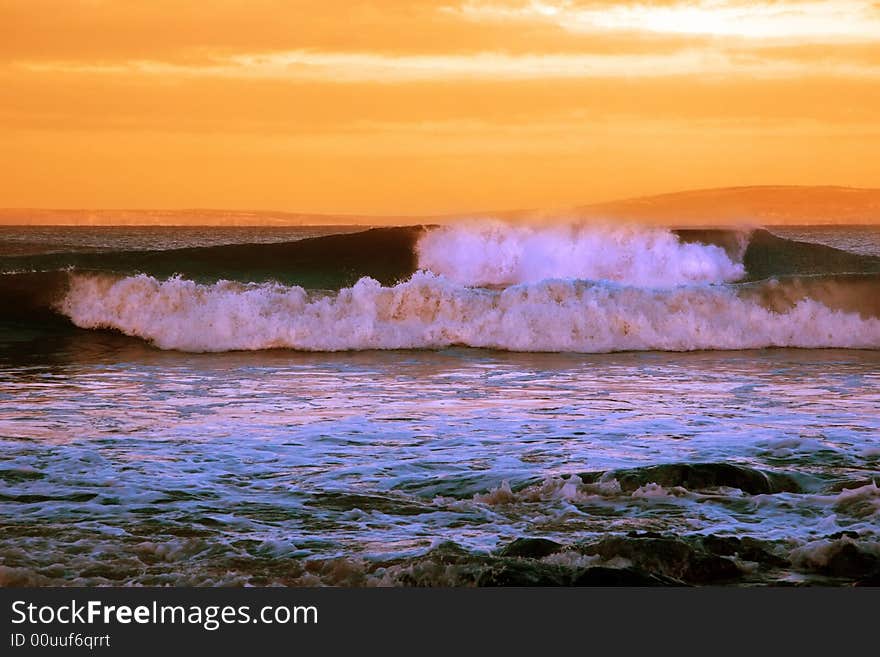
<box><xmin>59</xmin><ymin>272</ymin><xmax>880</xmax><ymax>352</ymax></box>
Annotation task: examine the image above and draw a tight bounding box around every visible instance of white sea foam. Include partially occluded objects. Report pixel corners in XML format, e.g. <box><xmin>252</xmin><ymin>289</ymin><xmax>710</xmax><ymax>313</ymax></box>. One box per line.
<box><xmin>790</xmin><ymin>536</ymin><xmax>880</xmax><ymax>572</ymax></box>
<box><xmin>59</xmin><ymin>271</ymin><xmax>880</xmax><ymax>352</ymax></box>
<box><xmin>631</xmin><ymin>483</ymin><xmax>688</xmax><ymax>499</ymax></box>
<box><xmin>416</xmin><ymin>221</ymin><xmax>746</xmax><ymax>286</ymax></box>
<box><xmin>832</xmin><ymin>480</ymin><xmax>880</xmax><ymax>519</ymax></box>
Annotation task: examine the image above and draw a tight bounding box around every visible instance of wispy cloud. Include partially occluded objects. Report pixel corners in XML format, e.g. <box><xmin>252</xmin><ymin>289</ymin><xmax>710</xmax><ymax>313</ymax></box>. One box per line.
<box><xmin>15</xmin><ymin>47</ymin><xmax>880</xmax><ymax>81</ymax></box>
<box><xmin>450</xmin><ymin>1</ymin><xmax>880</xmax><ymax>41</ymax></box>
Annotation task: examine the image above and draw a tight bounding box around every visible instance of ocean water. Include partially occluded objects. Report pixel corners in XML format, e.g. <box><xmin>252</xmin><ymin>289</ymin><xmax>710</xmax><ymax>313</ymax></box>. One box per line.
<box><xmin>1</xmin><ymin>222</ymin><xmax>879</xmax><ymax>586</ymax></box>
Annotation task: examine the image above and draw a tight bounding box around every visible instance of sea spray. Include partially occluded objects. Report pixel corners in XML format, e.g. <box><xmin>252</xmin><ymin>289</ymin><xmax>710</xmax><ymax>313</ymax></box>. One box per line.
<box><xmin>59</xmin><ymin>271</ymin><xmax>880</xmax><ymax>352</ymax></box>
<box><xmin>416</xmin><ymin>221</ymin><xmax>747</xmax><ymax>286</ymax></box>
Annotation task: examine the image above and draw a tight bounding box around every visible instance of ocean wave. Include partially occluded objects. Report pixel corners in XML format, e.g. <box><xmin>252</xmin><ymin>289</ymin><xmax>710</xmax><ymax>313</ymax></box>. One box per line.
<box><xmin>0</xmin><ymin>226</ymin><xmax>424</xmax><ymax>288</ymax></box>
<box><xmin>57</xmin><ymin>271</ymin><xmax>880</xmax><ymax>352</ymax></box>
<box><xmin>416</xmin><ymin>221</ymin><xmax>747</xmax><ymax>286</ymax></box>
<box><xmin>3</xmin><ymin>223</ymin><xmax>880</xmax><ymax>289</ymax></box>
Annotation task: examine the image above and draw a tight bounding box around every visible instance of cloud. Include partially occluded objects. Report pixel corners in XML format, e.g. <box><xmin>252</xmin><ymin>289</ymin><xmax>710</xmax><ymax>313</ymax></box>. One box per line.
<box><xmin>451</xmin><ymin>1</ymin><xmax>880</xmax><ymax>41</ymax></box>
<box><xmin>0</xmin><ymin>1</ymin><xmax>701</xmax><ymax>61</ymax></box>
<box><xmin>14</xmin><ymin>47</ymin><xmax>880</xmax><ymax>82</ymax></box>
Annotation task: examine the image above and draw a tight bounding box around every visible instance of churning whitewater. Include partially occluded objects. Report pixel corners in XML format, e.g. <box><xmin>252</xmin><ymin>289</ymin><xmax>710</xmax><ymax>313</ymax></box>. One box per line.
<box><xmin>416</xmin><ymin>222</ymin><xmax>747</xmax><ymax>286</ymax></box>
<box><xmin>59</xmin><ymin>271</ymin><xmax>880</xmax><ymax>352</ymax></box>
<box><xmin>54</xmin><ymin>223</ymin><xmax>880</xmax><ymax>352</ymax></box>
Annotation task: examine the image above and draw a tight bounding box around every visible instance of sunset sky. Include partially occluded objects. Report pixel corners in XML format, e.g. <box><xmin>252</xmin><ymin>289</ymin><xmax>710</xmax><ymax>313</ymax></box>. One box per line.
<box><xmin>2</xmin><ymin>1</ymin><xmax>880</xmax><ymax>215</ymax></box>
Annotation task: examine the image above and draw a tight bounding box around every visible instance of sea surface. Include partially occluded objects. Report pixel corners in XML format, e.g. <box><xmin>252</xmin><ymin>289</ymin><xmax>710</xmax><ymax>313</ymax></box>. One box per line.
<box><xmin>1</xmin><ymin>222</ymin><xmax>879</xmax><ymax>586</ymax></box>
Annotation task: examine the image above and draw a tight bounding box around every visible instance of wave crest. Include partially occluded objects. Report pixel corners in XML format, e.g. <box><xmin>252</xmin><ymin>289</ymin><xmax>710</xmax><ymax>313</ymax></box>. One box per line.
<box><xmin>416</xmin><ymin>222</ymin><xmax>747</xmax><ymax>287</ymax></box>
<box><xmin>58</xmin><ymin>271</ymin><xmax>880</xmax><ymax>353</ymax></box>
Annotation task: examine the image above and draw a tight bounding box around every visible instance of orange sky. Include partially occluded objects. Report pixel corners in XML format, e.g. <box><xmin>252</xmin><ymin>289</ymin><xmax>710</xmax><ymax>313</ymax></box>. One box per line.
<box><xmin>2</xmin><ymin>1</ymin><xmax>880</xmax><ymax>215</ymax></box>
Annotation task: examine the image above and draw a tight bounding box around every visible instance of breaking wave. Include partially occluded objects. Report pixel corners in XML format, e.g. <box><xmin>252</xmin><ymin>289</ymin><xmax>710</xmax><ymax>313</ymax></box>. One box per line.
<box><xmin>4</xmin><ymin>221</ymin><xmax>880</xmax><ymax>352</ymax></box>
<box><xmin>416</xmin><ymin>221</ymin><xmax>747</xmax><ymax>286</ymax></box>
<box><xmin>58</xmin><ymin>270</ymin><xmax>880</xmax><ymax>352</ymax></box>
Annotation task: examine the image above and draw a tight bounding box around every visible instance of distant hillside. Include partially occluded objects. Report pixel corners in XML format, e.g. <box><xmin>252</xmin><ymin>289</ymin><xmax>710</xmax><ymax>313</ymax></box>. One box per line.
<box><xmin>566</xmin><ymin>186</ymin><xmax>880</xmax><ymax>227</ymax></box>
<box><xmin>2</xmin><ymin>186</ymin><xmax>879</xmax><ymax>226</ymax></box>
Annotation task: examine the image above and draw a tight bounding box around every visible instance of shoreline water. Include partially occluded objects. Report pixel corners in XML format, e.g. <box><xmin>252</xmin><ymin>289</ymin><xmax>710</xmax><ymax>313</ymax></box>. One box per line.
<box><xmin>1</xmin><ymin>224</ymin><xmax>878</xmax><ymax>586</ymax></box>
